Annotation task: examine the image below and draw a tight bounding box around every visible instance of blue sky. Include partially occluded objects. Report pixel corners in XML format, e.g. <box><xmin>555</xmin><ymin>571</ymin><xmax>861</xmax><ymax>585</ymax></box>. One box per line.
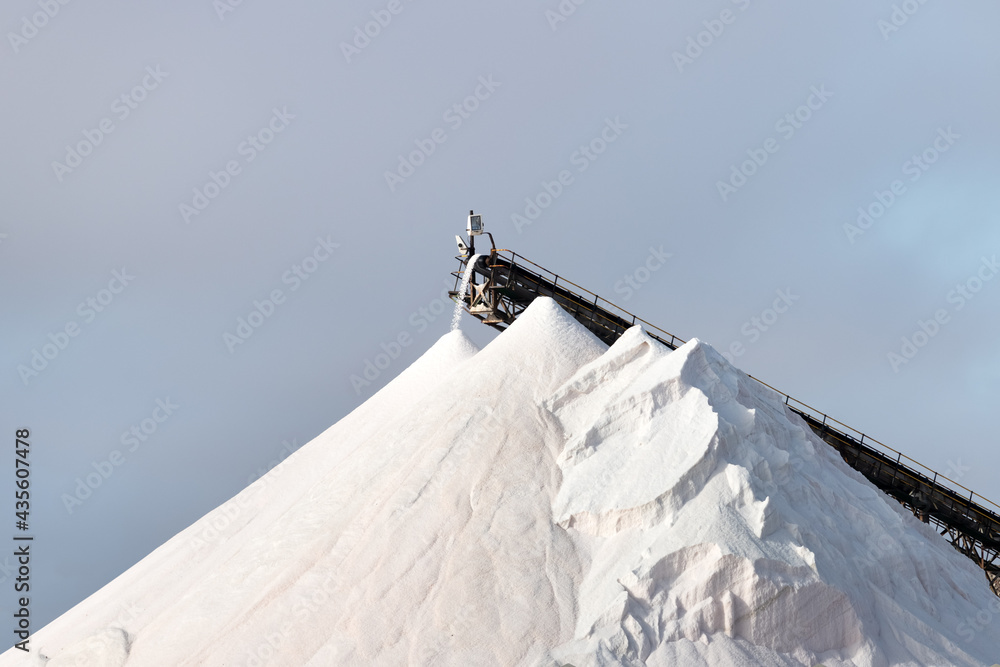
<box><xmin>2</xmin><ymin>0</ymin><xmax>999</xmax><ymax>631</ymax></box>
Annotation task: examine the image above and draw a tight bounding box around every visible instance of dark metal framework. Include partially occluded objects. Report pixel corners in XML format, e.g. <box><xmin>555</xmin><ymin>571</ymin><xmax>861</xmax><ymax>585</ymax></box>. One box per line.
<box><xmin>451</xmin><ymin>247</ymin><xmax>1000</xmax><ymax>597</ymax></box>
<box><xmin>450</xmin><ymin>249</ymin><xmax>684</xmax><ymax>348</ymax></box>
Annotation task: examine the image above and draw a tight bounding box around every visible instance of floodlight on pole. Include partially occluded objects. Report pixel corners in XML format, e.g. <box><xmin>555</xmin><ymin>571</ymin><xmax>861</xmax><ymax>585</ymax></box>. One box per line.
<box><xmin>467</xmin><ymin>210</ymin><xmax>484</xmax><ymax>236</ymax></box>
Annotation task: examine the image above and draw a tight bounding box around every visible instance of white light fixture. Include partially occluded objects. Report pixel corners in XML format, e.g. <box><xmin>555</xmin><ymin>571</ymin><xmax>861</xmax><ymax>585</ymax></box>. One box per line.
<box><xmin>467</xmin><ymin>210</ymin><xmax>484</xmax><ymax>236</ymax></box>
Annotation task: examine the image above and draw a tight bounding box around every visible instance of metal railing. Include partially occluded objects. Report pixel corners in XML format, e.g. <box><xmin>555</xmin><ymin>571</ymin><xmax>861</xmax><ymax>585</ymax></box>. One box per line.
<box><xmin>456</xmin><ymin>248</ymin><xmax>1000</xmax><ymax>529</ymax></box>
<box><xmin>749</xmin><ymin>374</ymin><xmax>1000</xmax><ymax>524</ymax></box>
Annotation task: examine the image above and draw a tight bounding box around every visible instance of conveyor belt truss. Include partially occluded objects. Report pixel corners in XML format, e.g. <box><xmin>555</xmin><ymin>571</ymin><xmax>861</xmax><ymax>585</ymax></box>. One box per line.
<box><xmin>450</xmin><ymin>247</ymin><xmax>1000</xmax><ymax>597</ymax></box>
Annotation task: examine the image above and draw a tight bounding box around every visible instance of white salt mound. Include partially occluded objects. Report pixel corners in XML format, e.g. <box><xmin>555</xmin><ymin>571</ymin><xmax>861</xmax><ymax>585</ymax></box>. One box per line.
<box><xmin>7</xmin><ymin>297</ymin><xmax>999</xmax><ymax>666</ymax></box>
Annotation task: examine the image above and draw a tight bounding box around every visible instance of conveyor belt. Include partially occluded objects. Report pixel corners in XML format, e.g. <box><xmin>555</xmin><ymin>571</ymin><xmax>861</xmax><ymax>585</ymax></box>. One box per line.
<box><xmin>450</xmin><ymin>248</ymin><xmax>1000</xmax><ymax>596</ymax></box>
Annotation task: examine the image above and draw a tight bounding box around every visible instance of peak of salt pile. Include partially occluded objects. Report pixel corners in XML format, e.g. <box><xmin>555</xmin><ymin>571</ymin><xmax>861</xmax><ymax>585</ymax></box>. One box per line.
<box><xmin>9</xmin><ymin>298</ymin><xmax>999</xmax><ymax>666</ymax></box>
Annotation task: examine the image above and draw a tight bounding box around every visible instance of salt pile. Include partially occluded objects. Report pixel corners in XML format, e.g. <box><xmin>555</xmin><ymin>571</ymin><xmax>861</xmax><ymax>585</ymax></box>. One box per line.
<box><xmin>7</xmin><ymin>297</ymin><xmax>999</xmax><ymax>666</ymax></box>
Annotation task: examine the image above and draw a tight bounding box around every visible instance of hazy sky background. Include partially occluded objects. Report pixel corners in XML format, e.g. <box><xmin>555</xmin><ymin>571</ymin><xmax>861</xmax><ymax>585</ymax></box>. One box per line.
<box><xmin>2</xmin><ymin>0</ymin><xmax>999</xmax><ymax>632</ymax></box>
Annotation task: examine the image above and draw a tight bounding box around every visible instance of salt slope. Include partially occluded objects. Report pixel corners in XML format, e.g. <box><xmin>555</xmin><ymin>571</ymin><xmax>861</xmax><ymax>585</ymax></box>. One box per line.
<box><xmin>546</xmin><ymin>326</ymin><xmax>1000</xmax><ymax>666</ymax></box>
<box><xmin>6</xmin><ymin>298</ymin><xmax>606</xmax><ymax>666</ymax></box>
<box><xmin>8</xmin><ymin>327</ymin><xmax>485</xmax><ymax>666</ymax></box>
<box><xmin>7</xmin><ymin>297</ymin><xmax>999</xmax><ymax>666</ymax></box>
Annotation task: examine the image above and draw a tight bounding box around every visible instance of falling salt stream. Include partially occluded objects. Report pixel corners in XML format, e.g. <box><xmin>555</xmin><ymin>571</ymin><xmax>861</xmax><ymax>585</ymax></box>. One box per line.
<box><xmin>450</xmin><ymin>254</ymin><xmax>481</xmax><ymax>331</ymax></box>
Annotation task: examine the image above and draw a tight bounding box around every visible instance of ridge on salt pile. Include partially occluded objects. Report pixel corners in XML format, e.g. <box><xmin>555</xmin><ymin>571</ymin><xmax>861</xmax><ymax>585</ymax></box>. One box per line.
<box><xmin>7</xmin><ymin>297</ymin><xmax>1000</xmax><ymax>667</ymax></box>
<box><xmin>546</xmin><ymin>325</ymin><xmax>1000</xmax><ymax>665</ymax></box>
